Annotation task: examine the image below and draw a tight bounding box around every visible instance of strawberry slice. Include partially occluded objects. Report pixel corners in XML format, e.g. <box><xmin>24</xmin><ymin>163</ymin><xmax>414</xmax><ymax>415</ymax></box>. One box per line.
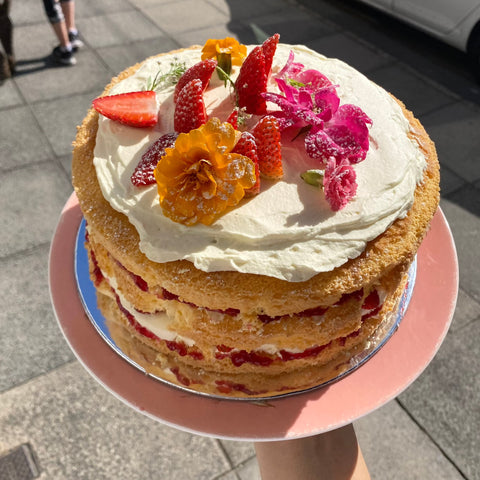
<box><xmin>235</xmin><ymin>46</ymin><xmax>267</xmax><ymax>115</ymax></box>
<box><xmin>174</xmin><ymin>79</ymin><xmax>207</xmax><ymax>133</ymax></box>
<box><xmin>262</xmin><ymin>33</ymin><xmax>280</xmax><ymax>76</ymax></box>
<box><xmin>226</xmin><ymin>109</ymin><xmax>239</xmax><ymax>129</ymax></box>
<box><xmin>173</xmin><ymin>58</ymin><xmax>217</xmax><ymax>103</ymax></box>
<box><xmin>232</xmin><ymin>132</ymin><xmax>260</xmax><ymax>196</ymax></box>
<box><xmin>92</xmin><ymin>91</ymin><xmax>158</xmax><ymax>128</ymax></box>
<box><xmin>252</xmin><ymin>115</ymin><xmax>283</xmax><ymax>178</ymax></box>
<box><xmin>131</xmin><ymin>132</ymin><xmax>178</xmax><ymax>186</ymax></box>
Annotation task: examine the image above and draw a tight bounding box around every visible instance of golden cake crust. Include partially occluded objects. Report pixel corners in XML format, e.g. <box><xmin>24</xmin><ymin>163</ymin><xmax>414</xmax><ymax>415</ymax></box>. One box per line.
<box><xmin>72</xmin><ymin>48</ymin><xmax>440</xmax><ymax>317</ymax></box>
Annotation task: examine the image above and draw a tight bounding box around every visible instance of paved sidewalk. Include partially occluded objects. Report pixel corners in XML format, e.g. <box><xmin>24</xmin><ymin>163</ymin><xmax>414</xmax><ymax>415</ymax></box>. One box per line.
<box><xmin>1</xmin><ymin>0</ymin><xmax>479</xmax><ymax>478</ymax></box>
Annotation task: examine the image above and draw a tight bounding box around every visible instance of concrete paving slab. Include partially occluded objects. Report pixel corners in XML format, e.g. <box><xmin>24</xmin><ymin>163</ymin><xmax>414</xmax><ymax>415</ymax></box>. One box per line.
<box><xmin>398</xmin><ymin>321</ymin><xmax>480</xmax><ymax>480</ymax></box>
<box><xmin>440</xmin><ymin>165</ymin><xmax>467</xmax><ymax>197</ymax></box>
<box><xmin>237</xmin><ymin>457</ymin><xmax>261</xmax><ymax>480</ymax></box>
<box><xmin>217</xmin><ymin>0</ymin><xmax>293</xmax><ymax>22</ymax></box>
<box><xmin>76</xmin><ymin>10</ymin><xmax>164</xmax><ymax>49</ymax></box>
<box><xmin>367</xmin><ymin>64</ymin><xmax>456</xmax><ymax>116</ymax></box>
<box><xmin>0</xmin><ymin>162</ymin><xmax>71</xmax><ymax>257</ymax></box>
<box><xmin>233</xmin><ymin>7</ymin><xmax>337</xmax><ymax>45</ymax></box>
<box><xmin>143</xmin><ymin>0</ymin><xmax>230</xmax><ymax>37</ymax></box>
<box><xmin>419</xmin><ymin>102</ymin><xmax>480</xmax><ymax>183</ymax></box>
<box><xmin>219</xmin><ymin>440</ymin><xmax>255</xmax><ymax>467</ymax></box>
<box><xmin>14</xmin><ymin>49</ymin><xmax>112</xmax><ymax>104</ymax></box>
<box><xmin>355</xmin><ymin>400</ymin><xmax>465</xmax><ymax>480</ymax></box>
<box><xmin>10</xmin><ymin>0</ymin><xmax>46</xmax><ymax>26</ymax></box>
<box><xmin>75</xmin><ymin>0</ymin><xmax>134</xmax><ymax>19</ymax></box>
<box><xmin>0</xmin><ymin>245</ymin><xmax>75</xmax><ymax>393</ymax></box>
<box><xmin>96</xmin><ymin>37</ymin><xmax>181</xmax><ymax>77</ymax></box>
<box><xmin>174</xmin><ymin>24</ymin><xmax>248</xmax><ymax>50</ymax></box>
<box><xmin>449</xmin><ymin>288</ymin><xmax>480</xmax><ymax>333</ymax></box>
<box><xmin>0</xmin><ymin>106</ymin><xmax>53</xmax><ymax>171</ymax></box>
<box><xmin>31</xmin><ymin>92</ymin><xmax>98</xmax><ymax>157</ymax></box>
<box><xmin>0</xmin><ymin>79</ymin><xmax>24</xmax><ymax>109</ymax></box>
<box><xmin>441</xmin><ymin>198</ymin><xmax>480</xmax><ymax>302</ymax></box>
<box><xmin>307</xmin><ymin>32</ymin><xmax>392</xmax><ymax>74</ymax></box>
<box><xmin>0</xmin><ymin>362</ymin><xmax>232</xmax><ymax>480</ymax></box>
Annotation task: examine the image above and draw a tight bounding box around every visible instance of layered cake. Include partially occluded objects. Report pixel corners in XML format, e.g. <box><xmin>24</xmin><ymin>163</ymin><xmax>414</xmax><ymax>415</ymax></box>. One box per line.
<box><xmin>72</xmin><ymin>35</ymin><xmax>439</xmax><ymax>397</ymax></box>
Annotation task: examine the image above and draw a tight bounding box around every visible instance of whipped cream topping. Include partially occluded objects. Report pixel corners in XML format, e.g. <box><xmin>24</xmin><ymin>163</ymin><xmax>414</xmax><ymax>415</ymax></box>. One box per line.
<box><xmin>93</xmin><ymin>44</ymin><xmax>426</xmax><ymax>282</ymax></box>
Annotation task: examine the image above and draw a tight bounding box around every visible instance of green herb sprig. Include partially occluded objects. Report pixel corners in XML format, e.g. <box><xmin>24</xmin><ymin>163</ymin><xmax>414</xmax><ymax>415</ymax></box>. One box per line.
<box><xmin>145</xmin><ymin>59</ymin><xmax>187</xmax><ymax>91</ymax></box>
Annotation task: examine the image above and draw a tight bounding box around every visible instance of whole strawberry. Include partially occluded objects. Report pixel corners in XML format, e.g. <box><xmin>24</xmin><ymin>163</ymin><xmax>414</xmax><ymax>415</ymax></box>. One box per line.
<box><xmin>92</xmin><ymin>91</ymin><xmax>158</xmax><ymax>128</ymax></box>
<box><xmin>173</xmin><ymin>58</ymin><xmax>217</xmax><ymax>103</ymax></box>
<box><xmin>174</xmin><ymin>79</ymin><xmax>207</xmax><ymax>133</ymax></box>
<box><xmin>252</xmin><ymin>115</ymin><xmax>283</xmax><ymax>178</ymax></box>
<box><xmin>131</xmin><ymin>132</ymin><xmax>178</xmax><ymax>186</ymax></box>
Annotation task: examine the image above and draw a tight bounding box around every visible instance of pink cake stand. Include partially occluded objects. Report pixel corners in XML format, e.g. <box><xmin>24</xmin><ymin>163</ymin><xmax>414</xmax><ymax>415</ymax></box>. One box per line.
<box><xmin>49</xmin><ymin>193</ymin><xmax>458</xmax><ymax>441</ymax></box>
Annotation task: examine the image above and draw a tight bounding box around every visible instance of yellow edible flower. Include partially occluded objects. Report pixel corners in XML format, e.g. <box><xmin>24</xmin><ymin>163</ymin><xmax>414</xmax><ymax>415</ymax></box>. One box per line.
<box><xmin>201</xmin><ymin>37</ymin><xmax>247</xmax><ymax>67</ymax></box>
<box><xmin>154</xmin><ymin>118</ymin><xmax>256</xmax><ymax>226</ymax></box>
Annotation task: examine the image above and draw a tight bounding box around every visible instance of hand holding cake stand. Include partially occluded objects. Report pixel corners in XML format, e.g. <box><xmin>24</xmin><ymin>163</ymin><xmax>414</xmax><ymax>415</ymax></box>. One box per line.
<box><xmin>49</xmin><ymin>193</ymin><xmax>457</xmax><ymax>477</ymax></box>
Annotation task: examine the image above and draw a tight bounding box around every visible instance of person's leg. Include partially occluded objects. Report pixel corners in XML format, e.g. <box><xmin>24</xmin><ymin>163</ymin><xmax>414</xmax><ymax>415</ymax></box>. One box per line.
<box><xmin>59</xmin><ymin>0</ymin><xmax>76</xmax><ymax>33</ymax></box>
<box><xmin>59</xmin><ymin>0</ymin><xmax>83</xmax><ymax>50</ymax></box>
<box><xmin>255</xmin><ymin>424</ymin><xmax>371</xmax><ymax>480</ymax></box>
<box><xmin>42</xmin><ymin>0</ymin><xmax>70</xmax><ymax>48</ymax></box>
<box><xmin>42</xmin><ymin>0</ymin><xmax>75</xmax><ymax>65</ymax></box>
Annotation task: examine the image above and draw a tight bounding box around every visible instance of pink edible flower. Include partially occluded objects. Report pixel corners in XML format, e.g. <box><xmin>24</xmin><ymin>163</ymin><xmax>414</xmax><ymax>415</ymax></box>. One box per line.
<box><xmin>323</xmin><ymin>157</ymin><xmax>357</xmax><ymax>211</ymax></box>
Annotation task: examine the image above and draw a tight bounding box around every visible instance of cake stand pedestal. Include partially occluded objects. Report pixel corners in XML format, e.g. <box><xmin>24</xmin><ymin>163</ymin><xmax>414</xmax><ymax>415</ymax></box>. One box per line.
<box><xmin>49</xmin><ymin>193</ymin><xmax>458</xmax><ymax>443</ymax></box>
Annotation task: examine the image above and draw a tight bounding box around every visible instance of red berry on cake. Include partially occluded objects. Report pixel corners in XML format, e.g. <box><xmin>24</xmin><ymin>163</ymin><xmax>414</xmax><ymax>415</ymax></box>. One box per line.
<box><xmin>226</xmin><ymin>109</ymin><xmax>239</xmax><ymax>129</ymax></box>
<box><xmin>235</xmin><ymin>46</ymin><xmax>268</xmax><ymax>115</ymax></box>
<box><xmin>252</xmin><ymin>115</ymin><xmax>283</xmax><ymax>178</ymax></box>
<box><xmin>173</xmin><ymin>58</ymin><xmax>217</xmax><ymax>103</ymax></box>
<box><xmin>131</xmin><ymin>132</ymin><xmax>178</xmax><ymax>187</ymax></box>
<box><xmin>92</xmin><ymin>91</ymin><xmax>158</xmax><ymax>128</ymax></box>
<box><xmin>233</xmin><ymin>132</ymin><xmax>260</xmax><ymax>196</ymax></box>
<box><xmin>174</xmin><ymin>79</ymin><xmax>207</xmax><ymax>133</ymax></box>
<box><xmin>261</xmin><ymin>33</ymin><xmax>280</xmax><ymax>76</ymax></box>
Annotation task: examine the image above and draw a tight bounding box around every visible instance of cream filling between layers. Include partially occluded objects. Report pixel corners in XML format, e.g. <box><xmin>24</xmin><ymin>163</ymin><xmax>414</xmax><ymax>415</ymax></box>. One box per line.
<box><xmin>93</xmin><ymin>44</ymin><xmax>426</xmax><ymax>282</ymax></box>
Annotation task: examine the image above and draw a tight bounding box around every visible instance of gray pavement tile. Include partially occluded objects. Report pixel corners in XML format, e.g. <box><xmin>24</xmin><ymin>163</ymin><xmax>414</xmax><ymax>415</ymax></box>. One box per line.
<box><xmin>76</xmin><ymin>10</ymin><xmax>165</xmax><ymax>49</ymax></box>
<box><xmin>143</xmin><ymin>0</ymin><xmax>230</xmax><ymax>36</ymax></box>
<box><xmin>14</xmin><ymin>49</ymin><xmax>112</xmax><ymax>104</ymax></box>
<box><xmin>449</xmin><ymin>288</ymin><xmax>480</xmax><ymax>333</ymax></box>
<box><xmin>446</xmin><ymin>183</ymin><xmax>480</xmax><ymax>218</ymax></box>
<box><xmin>215</xmin><ymin>0</ymin><xmax>293</xmax><ymax>22</ymax></box>
<box><xmin>440</xmin><ymin>165</ymin><xmax>467</xmax><ymax>197</ymax></box>
<box><xmin>298</xmin><ymin>0</ymin><xmax>480</xmax><ymax>106</ymax></box>
<box><xmin>31</xmin><ymin>92</ymin><xmax>96</xmax><ymax>157</ymax></box>
<box><xmin>441</xmin><ymin>198</ymin><xmax>480</xmax><ymax>302</ymax></box>
<box><xmin>174</xmin><ymin>25</ymin><xmax>248</xmax><ymax>50</ymax></box>
<box><xmin>236</xmin><ymin>457</ymin><xmax>261</xmax><ymax>480</ymax></box>
<box><xmin>0</xmin><ymin>79</ymin><xmax>24</xmax><ymax>109</ymax></box>
<box><xmin>57</xmin><ymin>153</ymin><xmax>73</xmax><ymax>179</ymax></box>
<box><xmin>398</xmin><ymin>321</ymin><xmax>480</xmax><ymax>480</ymax></box>
<box><xmin>10</xmin><ymin>0</ymin><xmax>46</xmax><ymax>26</ymax></box>
<box><xmin>420</xmin><ymin>102</ymin><xmax>480</xmax><ymax>184</ymax></box>
<box><xmin>0</xmin><ymin>245</ymin><xmax>75</xmax><ymax>393</ymax></box>
<box><xmin>13</xmin><ymin>23</ymin><xmax>60</xmax><ymax>63</ymax></box>
<box><xmin>0</xmin><ymin>162</ymin><xmax>72</xmax><ymax>257</ymax></box>
<box><xmin>367</xmin><ymin>64</ymin><xmax>456</xmax><ymax>116</ymax></box>
<box><xmin>220</xmin><ymin>440</ymin><xmax>255</xmax><ymax>467</ymax></box>
<box><xmin>232</xmin><ymin>7</ymin><xmax>337</xmax><ymax>46</ymax></box>
<box><xmin>128</xmin><ymin>0</ymin><xmax>174</xmax><ymax>8</ymax></box>
<box><xmin>306</xmin><ymin>32</ymin><xmax>392</xmax><ymax>75</ymax></box>
<box><xmin>355</xmin><ymin>400</ymin><xmax>465</xmax><ymax>480</ymax></box>
<box><xmin>0</xmin><ymin>362</ymin><xmax>231</xmax><ymax>480</ymax></box>
<box><xmin>75</xmin><ymin>0</ymin><xmax>134</xmax><ymax>18</ymax></box>
<box><xmin>0</xmin><ymin>106</ymin><xmax>53</xmax><ymax>171</ymax></box>
<box><xmin>217</xmin><ymin>470</ymin><xmax>240</xmax><ymax>480</ymax></box>
<box><xmin>96</xmin><ymin>37</ymin><xmax>180</xmax><ymax>77</ymax></box>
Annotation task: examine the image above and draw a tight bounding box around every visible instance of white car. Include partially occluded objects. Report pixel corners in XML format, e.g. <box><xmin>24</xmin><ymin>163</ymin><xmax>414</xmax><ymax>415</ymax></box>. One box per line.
<box><xmin>356</xmin><ymin>0</ymin><xmax>480</xmax><ymax>79</ymax></box>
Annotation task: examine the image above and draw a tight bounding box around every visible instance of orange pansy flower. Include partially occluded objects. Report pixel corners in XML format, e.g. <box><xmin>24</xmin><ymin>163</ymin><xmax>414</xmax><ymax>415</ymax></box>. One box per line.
<box><xmin>154</xmin><ymin>118</ymin><xmax>256</xmax><ymax>226</ymax></box>
<box><xmin>201</xmin><ymin>37</ymin><xmax>247</xmax><ymax>67</ymax></box>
